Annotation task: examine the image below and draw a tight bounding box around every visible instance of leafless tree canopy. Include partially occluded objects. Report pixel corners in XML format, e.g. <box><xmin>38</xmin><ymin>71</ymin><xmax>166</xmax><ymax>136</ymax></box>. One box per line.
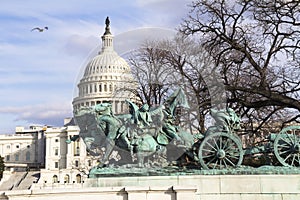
<box><xmin>127</xmin><ymin>41</ymin><xmax>177</xmax><ymax>106</ymax></box>
<box><xmin>179</xmin><ymin>0</ymin><xmax>300</xmax><ymax>133</ymax></box>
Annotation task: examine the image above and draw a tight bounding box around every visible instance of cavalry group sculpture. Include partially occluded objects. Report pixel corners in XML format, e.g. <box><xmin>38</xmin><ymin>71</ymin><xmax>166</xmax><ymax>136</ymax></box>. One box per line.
<box><xmin>70</xmin><ymin>88</ymin><xmax>300</xmax><ymax>176</ymax></box>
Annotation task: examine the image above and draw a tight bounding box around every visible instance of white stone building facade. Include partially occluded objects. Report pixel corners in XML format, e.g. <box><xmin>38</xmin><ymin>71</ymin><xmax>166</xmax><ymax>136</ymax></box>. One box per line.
<box><xmin>39</xmin><ymin>123</ymin><xmax>92</xmax><ymax>184</ymax></box>
<box><xmin>0</xmin><ymin>126</ymin><xmax>45</xmax><ymax>171</ymax></box>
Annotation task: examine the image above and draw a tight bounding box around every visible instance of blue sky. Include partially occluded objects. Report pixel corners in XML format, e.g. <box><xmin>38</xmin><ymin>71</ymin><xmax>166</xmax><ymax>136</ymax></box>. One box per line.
<box><xmin>0</xmin><ymin>0</ymin><xmax>192</xmax><ymax>133</ymax></box>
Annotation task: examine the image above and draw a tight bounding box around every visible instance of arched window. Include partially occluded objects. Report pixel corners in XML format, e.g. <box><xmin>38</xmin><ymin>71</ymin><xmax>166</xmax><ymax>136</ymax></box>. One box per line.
<box><xmin>64</xmin><ymin>174</ymin><xmax>70</xmax><ymax>183</ymax></box>
<box><xmin>99</xmin><ymin>84</ymin><xmax>102</xmax><ymax>92</ymax></box>
<box><xmin>76</xmin><ymin>174</ymin><xmax>81</xmax><ymax>183</ymax></box>
<box><xmin>26</xmin><ymin>151</ymin><xmax>30</xmax><ymax>161</ymax></box>
<box><xmin>53</xmin><ymin>175</ymin><xmax>58</xmax><ymax>183</ymax></box>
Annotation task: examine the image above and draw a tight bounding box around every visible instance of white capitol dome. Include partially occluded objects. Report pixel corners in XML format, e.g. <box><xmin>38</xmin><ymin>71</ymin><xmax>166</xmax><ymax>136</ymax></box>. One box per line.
<box><xmin>72</xmin><ymin>17</ymin><xmax>137</xmax><ymax>113</ymax></box>
<box><xmin>83</xmin><ymin>51</ymin><xmax>131</xmax><ymax>77</ymax></box>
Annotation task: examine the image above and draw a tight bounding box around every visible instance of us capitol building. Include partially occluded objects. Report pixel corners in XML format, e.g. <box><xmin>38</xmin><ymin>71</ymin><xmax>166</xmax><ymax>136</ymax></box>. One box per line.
<box><xmin>0</xmin><ymin>17</ymin><xmax>298</xmax><ymax>200</ymax></box>
<box><xmin>0</xmin><ymin>17</ymin><xmax>137</xmax><ymax>188</ymax></box>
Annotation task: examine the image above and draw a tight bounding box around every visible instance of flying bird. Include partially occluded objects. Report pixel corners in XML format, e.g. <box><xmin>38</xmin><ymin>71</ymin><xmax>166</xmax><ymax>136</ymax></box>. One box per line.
<box><xmin>31</xmin><ymin>26</ymin><xmax>48</xmax><ymax>32</ymax></box>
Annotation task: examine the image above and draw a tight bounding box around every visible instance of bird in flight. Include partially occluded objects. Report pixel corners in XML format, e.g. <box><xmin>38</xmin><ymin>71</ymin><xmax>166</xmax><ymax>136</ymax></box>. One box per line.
<box><xmin>31</xmin><ymin>26</ymin><xmax>48</xmax><ymax>32</ymax></box>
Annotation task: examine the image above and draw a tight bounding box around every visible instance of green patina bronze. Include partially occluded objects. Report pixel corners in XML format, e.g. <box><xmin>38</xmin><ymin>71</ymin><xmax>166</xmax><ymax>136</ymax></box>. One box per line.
<box><xmin>69</xmin><ymin>88</ymin><xmax>300</xmax><ymax>177</ymax></box>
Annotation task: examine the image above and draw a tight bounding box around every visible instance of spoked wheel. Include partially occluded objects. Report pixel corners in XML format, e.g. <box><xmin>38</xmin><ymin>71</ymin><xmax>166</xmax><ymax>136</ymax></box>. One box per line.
<box><xmin>274</xmin><ymin>126</ymin><xmax>300</xmax><ymax>167</ymax></box>
<box><xmin>198</xmin><ymin>132</ymin><xmax>243</xmax><ymax>169</ymax></box>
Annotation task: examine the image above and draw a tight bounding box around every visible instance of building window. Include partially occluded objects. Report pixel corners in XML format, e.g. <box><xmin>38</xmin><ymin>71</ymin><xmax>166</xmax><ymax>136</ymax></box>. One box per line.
<box><xmin>6</xmin><ymin>145</ymin><xmax>10</xmax><ymax>149</ymax></box>
<box><xmin>27</xmin><ymin>145</ymin><xmax>30</xmax><ymax>148</ymax></box>
<box><xmin>54</xmin><ymin>148</ymin><xmax>59</xmax><ymax>156</ymax></box>
<box><xmin>74</xmin><ymin>140</ymin><xmax>80</xmax><ymax>156</ymax></box>
<box><xmin>74</xmin><ymin>160</ymin><xmax>79</xmax><ymax>167</ymax></box>
<box><xmin>75</xmin><ymin>147</ymin><xmax>80</xmax><ymax>156</ymax></box>
<box><xmin>52</xmin><ymin>175</ymin><xmax>58</xmax><ymax>183</ymax></box>
<box><xmin>55</xmin><ymin>139</ymin><xmax>59</xmax><ymax>142</ymax></box>
<box><xmin>76</xmin><ymin>174</ymin><xmax>82</xmax><ymax>183</ymax></box>
<box><xmin>6</xmin><ymin>155</ymin><xmax>10</xmax><ymax>161</ymax></box>
<box><xmin>64</xmin><ymin>174</ymin><xmax>70</xmax><ymax>183</ymax></box>
<box><xmin>88</xmin><ymin>160</ymin><xmax>92</xmax><ymax>167</ymax></box>
<box><xmin>15</xmin><ymin>154</ymin><xmax>19</xmax><ymax>161</ymax></box>
<box><xmin>16</xmin><ymin>145</ymin><xmax>20</xmax><ymax>149</ymax></box>
<box><xmin>55</xmin><ymin>162</ymin><xmax>59</xmax><ymax>168</ymax></box>
<box><xmin>26</xmin><ymin>152</ymin><xmax>31</xmax><ymax>161</ymax></box>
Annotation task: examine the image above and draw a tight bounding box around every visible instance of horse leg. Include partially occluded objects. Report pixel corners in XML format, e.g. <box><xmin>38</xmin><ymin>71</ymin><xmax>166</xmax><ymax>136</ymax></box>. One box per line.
<box><xmin>98</xmin><ymin>139</ymin><xmax>115</xmax><ymax>168</ymax></box>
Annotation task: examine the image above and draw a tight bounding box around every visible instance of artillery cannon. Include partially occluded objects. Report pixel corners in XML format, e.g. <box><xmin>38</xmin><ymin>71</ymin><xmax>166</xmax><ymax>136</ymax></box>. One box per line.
<box><xmin>243</xmin><ymin>126</ymin><xmax>300</xmax><ymax>167</ymax></box>
<box><xmin>196</xmin><ymin>109</ymin><xmax>300</xmax><ymax>169</ymax></box>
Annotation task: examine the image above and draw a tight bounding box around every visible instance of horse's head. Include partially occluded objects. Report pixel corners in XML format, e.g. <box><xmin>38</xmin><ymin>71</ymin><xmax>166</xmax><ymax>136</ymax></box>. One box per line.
<box><xmin>94</xmin><ymin>103</ymin><xmax>112</xmax><ymax>116</ymax></box>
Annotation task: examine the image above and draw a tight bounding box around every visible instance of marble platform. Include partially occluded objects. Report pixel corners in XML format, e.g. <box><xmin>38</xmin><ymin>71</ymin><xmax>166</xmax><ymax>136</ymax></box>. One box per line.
<box><xmin>1</xmin><ymin>174</ymin><xmax>300</xmax><ymax>200</ymax></box>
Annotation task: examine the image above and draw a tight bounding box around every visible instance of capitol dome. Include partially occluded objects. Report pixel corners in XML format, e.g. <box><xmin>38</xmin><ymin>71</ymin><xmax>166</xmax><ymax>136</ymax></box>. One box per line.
<box><xmin>72</xmin><ymin>17</ymin><xmax>137</xmax><ymax>113</ymax></box>
<box><xmin>83</xmin><ymin>51</ymin><xmax>131</xmax><ymax>77</ymax></box>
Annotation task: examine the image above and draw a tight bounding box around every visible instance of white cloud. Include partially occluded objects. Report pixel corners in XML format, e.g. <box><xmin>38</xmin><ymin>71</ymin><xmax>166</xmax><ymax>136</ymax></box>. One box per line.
<box><xmin>114</xmin><ymin>27</ymin><xmax>176</xmax><ymax>55</ymax></box>
<box><xmin>63</xmin><ymin>35</ymin><xmax>98</xmax><ymax>56</ymax></box>
<box><xmin>135</xmin><ymin>0</ymin><xmax>170</xmax><ymax>6</ymax></box>
<box><xmin>0</xmin><ymin>101</ymin><xmax>72</xmax><ymax>124</ymax></box>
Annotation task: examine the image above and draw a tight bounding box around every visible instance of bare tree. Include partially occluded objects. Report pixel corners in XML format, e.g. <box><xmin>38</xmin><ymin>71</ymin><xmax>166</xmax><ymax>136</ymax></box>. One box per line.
<box><xmin>127</xmin><ymin>41</ymin><xmax>178</xmax><ymax>106</ymax></box>
<box><xmin>180</xmin><ymin>0</ymin><xmax>300</xmax><ymax>135</ymax></box>
<box><xmin>162</xmin><ymin>36</ymin><xmax>223</xmax><ymax>133</ymax></box>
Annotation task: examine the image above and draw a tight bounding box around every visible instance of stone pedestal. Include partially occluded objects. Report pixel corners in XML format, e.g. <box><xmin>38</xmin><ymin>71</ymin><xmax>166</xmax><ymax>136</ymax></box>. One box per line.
<box><xmin>3</xmin><ymin>174</ymin><xmax>300</xmax><ymax>200</ymax></box>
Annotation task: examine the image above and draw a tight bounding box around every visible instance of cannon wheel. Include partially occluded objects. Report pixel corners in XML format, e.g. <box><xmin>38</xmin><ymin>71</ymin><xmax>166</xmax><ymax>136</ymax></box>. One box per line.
<box><xmin>198</xmin><ymin>132</ymin><xmax>243</xmax><ymax>169</ymax></box>
<box><xmin>274</xmin><ymin>126</ymin><xmax>300</xmax><ymax>167</ymax></box>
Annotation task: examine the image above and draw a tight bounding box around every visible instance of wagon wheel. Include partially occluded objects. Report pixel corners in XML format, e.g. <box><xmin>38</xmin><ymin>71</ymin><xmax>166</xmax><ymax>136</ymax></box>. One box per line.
<box><xmin>274</xmin><ymin>126</ymin><xmax>300</xmax><ymax>167</ymax></box>
<box><xmin>198</xmin><ymin>132</ymin><xmax>243</xmax><ymax>169</ymax></box>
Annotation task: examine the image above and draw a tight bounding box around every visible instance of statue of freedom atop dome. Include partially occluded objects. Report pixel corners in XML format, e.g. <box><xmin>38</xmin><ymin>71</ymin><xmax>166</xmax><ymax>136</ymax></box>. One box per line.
<box><xmin>105</xmin><ymin>16</ymin><xmax>110</xmax><ymax>27</ymax></box>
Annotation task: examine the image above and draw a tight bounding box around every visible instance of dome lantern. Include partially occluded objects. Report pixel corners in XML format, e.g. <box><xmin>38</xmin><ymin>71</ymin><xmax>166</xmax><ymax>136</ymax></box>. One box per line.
<box><xmin>101</xmin><ymin>16</ymin><xmax>113</xmax><ymax>53</ymax></box>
